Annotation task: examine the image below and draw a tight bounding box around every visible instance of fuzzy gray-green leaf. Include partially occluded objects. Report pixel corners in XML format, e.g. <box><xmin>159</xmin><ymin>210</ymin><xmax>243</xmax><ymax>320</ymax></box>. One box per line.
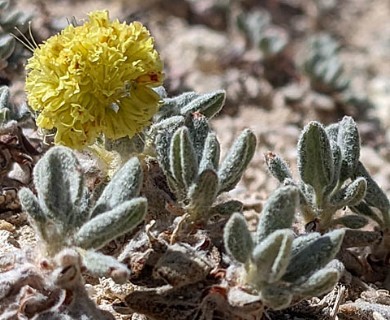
<box><xmin>73</xmin><ymin>187</ymin><xmax>90</xmax><ymax>228</ymax></box>
<box><xmin>354</xmin><ymin>161</ymin><xmax>390</xmax><ymax>215</ymax></box>
<box><xmin>90</xmin><ymin>157</ymin><xmax>143</xmax><ymax>218</ymax></box>
<box><xmin>210</xmin><ymin>200</ymin><xmax>243</xmax><ymax>216</ymax></box>
<box><xmin>74</xmin><ymin>197</ymin><xmax>147</xmax><ymax>250</ymax></box>
<box><xmin>186</xmin><ymin>113</ymin><xmax>210</xmax><ymax>163</ymax></box>
<box><xmin>0</xmin><ymin>34</ymin><xmax>14</xmax><ymax>61</ymax></box>
<box><xmin>325</xmin><ymin>123</ymin><xmax>339</xmax><ymax>143</ymax></box>
<box><xmin>187</xmin><ymin>169</ymin><xmax>219</xmax><ymax>221</ymax></box>
<box><xmin>330</xmin><ymin>177</ymin><xmax>367</xmax><ymax>208</ymax></box>
<box><xmin>249</xmin><ymin>229</ymin><xmax>294</xmax><ymax>285</ymax></box>
<box><xmin>282</xmin><ymin>229</ymin><xmax>344</xmax><ymax>283</ymax></box>
<box><xmin>82</xmin><ymin>250</ymin><xmax>130</xmax><ymax>284</ymax></box>
<box><xmin>218</xmin><ymin>129</ymin><xmax>256</xmax><ymax>193</ymax></box>
<box><xmin>0</xmin><ymin>86</ymin><xmax>10</xmax><ymax>109</ymax></box>
<box><xmin>199</xmin><ymin>132</ymin><xmax>220</xmax><ymax>172</ymax></box>
<box><xmin>337</xmin><ymin>116</ymin><xmax>360</xmax><ymax>181</ymax></box>
<box><xmin>264</xmin><ymin>151</ymin><xmax>292</xmax><ymax>183</ymax></box>
<box><xmin>19</xmin><ymin>187</ymin><xmax>49</xmax><ymax>241</ymax></box>
<box><xmin>180</xmin><ymin>90</ymin><xmax>226</xmax><ymax>119</ymax></box>
<box><xmin>256</xmin><ymin>185</ymin><xmax>298</xmax><ymax>244</ymax></box>
<box><xmin>223</xmin><ymin>213</ymin><xmax>253</xmax><ymax>264</ymax></box>
<box><xmin>170</xmin><ymin>127</ymin><xmax>198</xmax><ymax>193</ymax></box>
<box><xmin>153</xmin><ymin>115</ymin><xmax>185</xmax><ymax>174</ymax></box>
<box><xmin>161</xmin><ymin>91</ymin><xmax>199</xmax><ymax>114</ymax></box>
<box><xmin>294</xmin><ymin>265</ymin><xmax>340</xmax><ymax>297</ymax></box>
<box><xmin>331</xmin><ymin>215</ymin><xmax>369</xmax><ymax>229</ymax></box>
<box><xmin>291</xmin><ymin>232</ymin><xmax>321</xmax><ymax>256</ymax></box>
<box><xmin>179</xmin><ymin>127</ymin><xmax>199</xmax><ymax>188</ymax></box>
<box><xmin>169</xmin><ymin>128</ymin><xmax>186</xmax><ymax>198</ymax></box>
<box><xmin>0</xmin><ymin>86</ymin><xmax>9</xmax><ymax>123</ymax></box>
<box><xmin>350</xmin><ymin>201</ymin><xmax>384</xmax><ymax>226</ymax></box>
<box><xmin>324</xmin><ymin>141</ymin><xmax>342</xmax><ymax>196</ymax></box>
<box><xmin>160</xmin><ymin>92</ymin><xmax>199</xmax><ymax>119</ymax></box>
<box><xmin>260</xmin><ymin>285</ymin><xmax>292</xmax><ymax>310</ymax></box>
<box><xmin>19</xmin><ymin>187</ymin><xmax>46</xmax><ymax>224</ymax></box>
<box><xmin>152</xmin><ymin>115</ymin><xmax>185</xmax><ymax>136</ymax></box>
<box><xmin>297</xmin><ymin>121</ymin><xmax>333</xmax><ymax>203</ymax></box>
<box><xmin>342</xmin><ymin>229</ymin><xmax>381</xmax><ymax>248</ymax></box>
<box><xmin>33</xmin><ymin>146</ymin><xmax>84</xmax><ymax>228</ymax></box>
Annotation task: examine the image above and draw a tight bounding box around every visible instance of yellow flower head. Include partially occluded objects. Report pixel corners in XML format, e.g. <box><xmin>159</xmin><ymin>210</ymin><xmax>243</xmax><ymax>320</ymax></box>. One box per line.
<box><xmin>26</xmin><ymin>10</ymin><xmax>163</xmax><ymax>149</ymax></box>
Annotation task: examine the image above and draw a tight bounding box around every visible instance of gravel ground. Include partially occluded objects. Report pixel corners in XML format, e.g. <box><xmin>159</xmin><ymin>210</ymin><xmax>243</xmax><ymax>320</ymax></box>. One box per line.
<box><xmin>1</xmin><ymin>0</ymin><xmax>390</xmax><ymax>319</ymax></box>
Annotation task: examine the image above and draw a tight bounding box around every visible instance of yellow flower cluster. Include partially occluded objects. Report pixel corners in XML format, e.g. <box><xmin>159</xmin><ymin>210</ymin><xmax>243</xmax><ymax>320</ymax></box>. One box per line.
<box><xmin>25</xmin><ymin>10</ymin><xmax>163</xmax><ymax>149</ymax></box>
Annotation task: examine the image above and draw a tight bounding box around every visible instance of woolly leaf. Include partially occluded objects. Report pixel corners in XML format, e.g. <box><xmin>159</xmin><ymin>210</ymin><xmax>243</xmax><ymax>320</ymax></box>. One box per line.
<box><xmin>282</xmin><ymin>229</ymin><xmax>344</xmax><ymax>282</ymax></box>
<box><xmin>199</xmin><ymin>132</ymin><xmax>220</xmax><ymax>172</ymax></box>
<box><xmin>187</xmin><ymin>169</ymin><xmax>218</xmax><ymax>221</ymax></box>
<box><xmin>224</xmin><ymin>213</ymin><xmax>253</xmax><ymax>264</ymax></box>
<box><xmin>0</xmin><ymin>34</ymin><xmax>14</xmax><ymax>61</ymax></box>
<box><xmin>297</xmin><ymin>121</ymin><xmax>333</xmax><ymax>205</ymax></box>
<box><xmin>169</xmin><ymin>127</ymin><xmax>187</xmax><ymax>198</ymax></box>
<box><xmin>294</xmin><ymin>263</ymin><xmax>340</xmax><ymax>297</ymax></box>
<box><xmin>72</xmin><ymin>187</ymin><xmax>90</xmax><ymax>228</ymax></box>
<box><xmin>33</xmin><ymin>146</ymin><xmax>84</xmax><ymax>228</ymax></box>
<box><xmin>331</xmin><ymin>215</ymin><xmax>369</xmax><ymax>229</ymax></box>
<box><xmin>178</xmin><ymin>127</ymin><xmax>198</xmax><ymax>188</ymax></box>
<box><xmin>256</xmin><ymin>185</ymin><xmax>298</xmax><ymax>244</ymax></box>
<box><xmin>264</xmin><ymin>151</ymin><xmax>292</xmax><ymax>183</ymax></box>
<box><xmin>218</xmin><ymin>129</ymin><xmax>256</xmax><ymax>193</ymax></box>
<box><xmin>180</xmin><ymin>90</ymin><xmax>226</xmax><ymax>119</ymax></box>
<box><xmin>19</xmin><ymin>187</ymin><xmax>50</xmax><ymax>242</ymax></box>
<box><xmin>151</xmin><ymin>116</ymin><xmax>185</xmax><ymax>198</ymax></box>
<box><xmin>261</xmin><ymin>285</ymin><xmax>292</xmax><ymax>310</ymax></box>
<box><xmin>159</xmin><ymin>92</ymin><xmax>200</xmax><ymax>120</ymax></box>
<box><xmin>152</xmin><ymin>115</ymin><xmax>186</xmax><ymax>136</ymax></box>
<box><xmin>82</xmin><ymin>250</ymin><xmax>130</xmax><ymax>284</ymax></box>
<box><xmin>291</xmin><ymin>232</ymin><xmax>321</xmax><ymax>256</ymax></box>
<box><xmin>186</xmin><ymin>113</ymin><xmax>210</xmax><ymax>164</ymax></box>
<box><xmin>248</xmin><ymin>229</ymin><xmax>293</xmax><ymax>285</ymax></box>
<box><xmin>354</xmin><ymin>161</ymin><xmax>390</xmax><ymax>220</ymax></box>
<box><xmin>0</xmin><ymin>85</ymin><xmax>10</xmax><ymax>109</ymax></box>
<box><xmin>351</xmin><ymin>203</ymin><xmax>382</xmax><ymax>227</ymax></box>
<box><xmin>90</xmin><ymin>157</ymin><xmax>143</xmax><ymax>218</ymax></box>
<box><xmin>342</xmin><ymin>229</ymin><xmax>381</xmax><ymax>248</ymax></box>
<box><xmin>154</xmin><ymin>115</ymin><xmax>185</xmax><ymax>174</ymax></box>
<box><xmin>169</xmin><ymin>127</ymin><xmax>198</xmax><ymax>196</ymax></box>
<box><xmin>74</xmin><ymin>197</ymin><xmax>147</xmax><ymax>250</ymax></box>
<box><xmin>325</xmin><ymin>123</ymin><xmax>339</xmax><ymax>143</ymax></box>
<box><xmin>324</xmin><ymin>141</ymin><xmax>342</xmax><ymax>196</ymax></box>
<box><xmin>330</xmin><ymin>177</ymin><xmax>367</xmax><ymax>208</ymax></box>
<box><xmin>337</xmin><ymin>116</ymin><xmax>360</xmax><ymax>181</ymax></box>
<box><xmin>19</xmin><ymin>187</ymin><xmax>46</xmax><ymax>224</ymax></box>
<box><xmin>210</xmin><ymin>200</ymin><xmax>243</xmax><ymax>216</ymax></box>
<box><xmin>160</xmin><ymin>91</ymin><xmax>205</xmax><ymax>116</ymax></box>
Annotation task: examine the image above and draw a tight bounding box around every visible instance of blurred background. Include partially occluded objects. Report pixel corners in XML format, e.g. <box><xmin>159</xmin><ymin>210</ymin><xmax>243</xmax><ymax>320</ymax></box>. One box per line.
<box><xmin>2</xmin><ymin>0</ymin><xmax>390</xmax><ymax>203</ymax></box>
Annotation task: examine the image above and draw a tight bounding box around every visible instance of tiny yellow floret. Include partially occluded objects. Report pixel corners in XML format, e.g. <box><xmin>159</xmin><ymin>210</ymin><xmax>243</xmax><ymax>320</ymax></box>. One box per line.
<box><xmin>25</xmin><ymin>10</ymin><xmax>163</xmax><ymax>149</ymax></box>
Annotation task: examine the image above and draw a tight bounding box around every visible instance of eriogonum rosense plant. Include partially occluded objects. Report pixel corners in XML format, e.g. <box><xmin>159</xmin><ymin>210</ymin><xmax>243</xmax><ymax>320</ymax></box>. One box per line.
<box><xmin>0</xmin><ymin>0</ymin><xmax>32</xmax><ymax>72</ymax></box>
<box><xmin>224</xmin><ymin>185</ymin><xmax>345</xmax><ymax>310</ymax></box>
<box><xmin>265</xmin><ymin>116</ymin><xmax>390</xmax><ymax>280</ymax></box>
<box><xmin>152</xmin><ymin>95</ymin><xmax>256</xmax><ymax>222</ymax></box>
<box><xmin>303</xmin><ymin>33</ymin><xmax>349</xmax><ymax>94</ymax></box>
<box><xmin>265</xmin><ymin>116</ymin><xmax>374</xmax><ymax>232</ymax></box>
<box><xmin>18</xmin><ymin>146</ymin><xmax>147</xmax><ymax>283</ymax></box>
<box><xmin>25</xmin><ymin>10</ymin><xmax>163</xmax><ymax>149</ymax></box>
